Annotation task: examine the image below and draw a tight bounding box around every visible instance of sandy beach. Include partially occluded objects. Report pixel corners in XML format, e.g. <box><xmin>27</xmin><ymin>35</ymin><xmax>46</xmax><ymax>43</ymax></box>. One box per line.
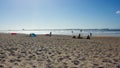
<box><xmin>0</xmin><ymin>33</ymin><xmax>120</xmax><ymax>68</ymax></box>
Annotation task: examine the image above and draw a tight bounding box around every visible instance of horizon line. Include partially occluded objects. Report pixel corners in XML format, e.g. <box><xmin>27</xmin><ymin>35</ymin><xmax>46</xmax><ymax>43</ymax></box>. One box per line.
<box><xmin>0</xmin><ymin>28</ymin><xmax>120</xmax><ymax>31</ymax></box>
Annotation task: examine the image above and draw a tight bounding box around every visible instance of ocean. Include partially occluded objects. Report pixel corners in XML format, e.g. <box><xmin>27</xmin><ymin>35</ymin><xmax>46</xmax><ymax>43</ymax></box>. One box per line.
<box><xmin>0</xmin><ymin>29</ymin><xmax>120</xmax><ymax>36</ymax></box>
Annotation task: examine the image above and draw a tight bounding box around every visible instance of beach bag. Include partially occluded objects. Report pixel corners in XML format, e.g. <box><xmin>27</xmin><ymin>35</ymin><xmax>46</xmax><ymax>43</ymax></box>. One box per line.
<box><xmin>11</xmin><ymin>33</ymin><xmax>17</xmax><ymax>35</ymax></box>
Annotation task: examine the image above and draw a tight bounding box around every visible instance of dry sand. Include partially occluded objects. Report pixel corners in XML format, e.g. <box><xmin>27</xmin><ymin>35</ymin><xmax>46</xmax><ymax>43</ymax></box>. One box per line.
<box><xmin>0</xmin><ymin>33</ymin><xmax>120</xmax><ymax>68</ymax></box>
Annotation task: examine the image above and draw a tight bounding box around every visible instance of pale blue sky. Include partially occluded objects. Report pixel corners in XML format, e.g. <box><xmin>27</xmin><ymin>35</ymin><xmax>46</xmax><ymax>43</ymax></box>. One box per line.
<box><xmin>0</xmin><ymin>0</ymin><xmax>120</xmax><ymax>30</ymax></box>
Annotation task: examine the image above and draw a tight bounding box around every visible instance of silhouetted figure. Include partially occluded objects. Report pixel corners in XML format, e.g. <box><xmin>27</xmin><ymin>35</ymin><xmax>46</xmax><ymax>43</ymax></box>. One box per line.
<box><xmin>22</xmin><ymin>29</ymin><xmax>25</xmax><ymax>31</ymax></box>
<box><xmin>77</xmin><ymin>34</ymin><xmax>81</xmax><ymax>39</ymax></box>
<box><xmin>90</xmin><ymin>33</ymin><xmax>92</xmax><ymax>37</ymax></box>
<box><xmin>72</xmin><ymin>31</ymin><xmax>73</xmax><ymax>35</ymax></box>
<box><xmin>72</xmin><ymin>36</ymin><xmax>76</xmax><ymax>38</ymax></box>
<box><xmin>86</xmin><ymin>35</ymin><xmax>90</xmax><ymax>39</ymax></box>
<box><xmin>49</xmin><ymin>32</ymin><xmax>52</xmax><ymax>37</ymax></box>
<box><xmin>80</xmin><ymin>29</ymin><xmax>82</xmax><ymax>32</ymax></box>
<box><xmin>77</xmin><ymin>34</ymin><xmax>83</xmax><ymax>39</ymax></box>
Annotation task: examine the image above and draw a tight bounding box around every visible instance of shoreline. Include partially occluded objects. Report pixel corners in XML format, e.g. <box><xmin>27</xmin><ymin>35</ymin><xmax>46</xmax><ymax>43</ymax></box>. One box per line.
<box><xmin>0</xmin><ymin>29</ymin><xmax>120</xmax><ymax>37</ymax></box>
<box><xmin>0</xmin><ymin>33</ymin><xmax>120</xmax><ymax>37</ymax></box>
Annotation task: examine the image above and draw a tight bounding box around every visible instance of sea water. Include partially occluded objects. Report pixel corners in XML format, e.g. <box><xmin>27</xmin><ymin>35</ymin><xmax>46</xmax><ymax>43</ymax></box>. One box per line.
<box><xmin>0</xmin><ymin>29</ymin><xmax>120</xmax><ymax>36</ymax></box>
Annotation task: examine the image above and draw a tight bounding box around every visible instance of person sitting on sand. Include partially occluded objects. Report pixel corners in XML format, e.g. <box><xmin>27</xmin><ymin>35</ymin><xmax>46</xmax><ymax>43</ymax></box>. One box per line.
<box><xmin>77</xmin><ymin>34</ymin><xmax>83</xmax><ymax>39</ymax></box>
<box><xmin>86</xmin><ymin>35</ymin><xmax>90</xmax><ymax>39</ymax></box>
<box><xmin>72</xmin><ymin>36</ymin><xmax>76</xmax><ymax>38</ymax></box>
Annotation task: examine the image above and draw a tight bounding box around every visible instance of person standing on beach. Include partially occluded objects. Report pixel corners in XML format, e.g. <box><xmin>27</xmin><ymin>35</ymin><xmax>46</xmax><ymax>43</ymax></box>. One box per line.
<box><xmin>50</xmin><ymin>32</ymin><xmax>52</xmax><ymax>37</ymax></box>
<box><xmin>80</xmin><ymin>29</ymin><xmax>82</xmax><ymax>32</ymax></box>
<box><xmin>90</xmin><ymin>33</ymin><xmax>92</xmax><ymax>37</ymax></box>
<box><xmin>72</xmin><ymin>31</ymin><xmax>73</xmax><ymax>35</ymax></box>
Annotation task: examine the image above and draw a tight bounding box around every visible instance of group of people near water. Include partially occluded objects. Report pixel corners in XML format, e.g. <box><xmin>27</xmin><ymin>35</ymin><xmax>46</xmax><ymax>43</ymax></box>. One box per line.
<box><xmin>72</xmin><ymin>30</ymin><xmax>92</xmax><ymax>39</ymax></box>
<box><xmin>72</xmin><ymin>33</ymin><xmax>92</xmax><ymax>39</ymax></box>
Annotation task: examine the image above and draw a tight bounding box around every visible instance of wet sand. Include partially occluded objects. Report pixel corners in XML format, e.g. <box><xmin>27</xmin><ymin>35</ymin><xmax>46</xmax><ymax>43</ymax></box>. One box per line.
<box><xmin>0</xmin><ymin>33</ymin><xmax>120</xmax><ymax>68</ymax></box>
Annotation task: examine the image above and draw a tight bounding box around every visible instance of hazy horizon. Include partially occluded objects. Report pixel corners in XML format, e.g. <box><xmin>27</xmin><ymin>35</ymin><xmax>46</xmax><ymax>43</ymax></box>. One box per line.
<box><xmin>0</xmin><ymin>0</ymin><xmax>120</xmax><ymax>30</ymax></box>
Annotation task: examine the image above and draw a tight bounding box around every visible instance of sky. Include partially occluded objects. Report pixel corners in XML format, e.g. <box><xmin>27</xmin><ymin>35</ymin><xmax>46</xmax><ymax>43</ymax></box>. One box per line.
<box><xmin>0</xmin><ymin>0</ymin><xmax>120</xmax><ymax>30</ymax></box>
